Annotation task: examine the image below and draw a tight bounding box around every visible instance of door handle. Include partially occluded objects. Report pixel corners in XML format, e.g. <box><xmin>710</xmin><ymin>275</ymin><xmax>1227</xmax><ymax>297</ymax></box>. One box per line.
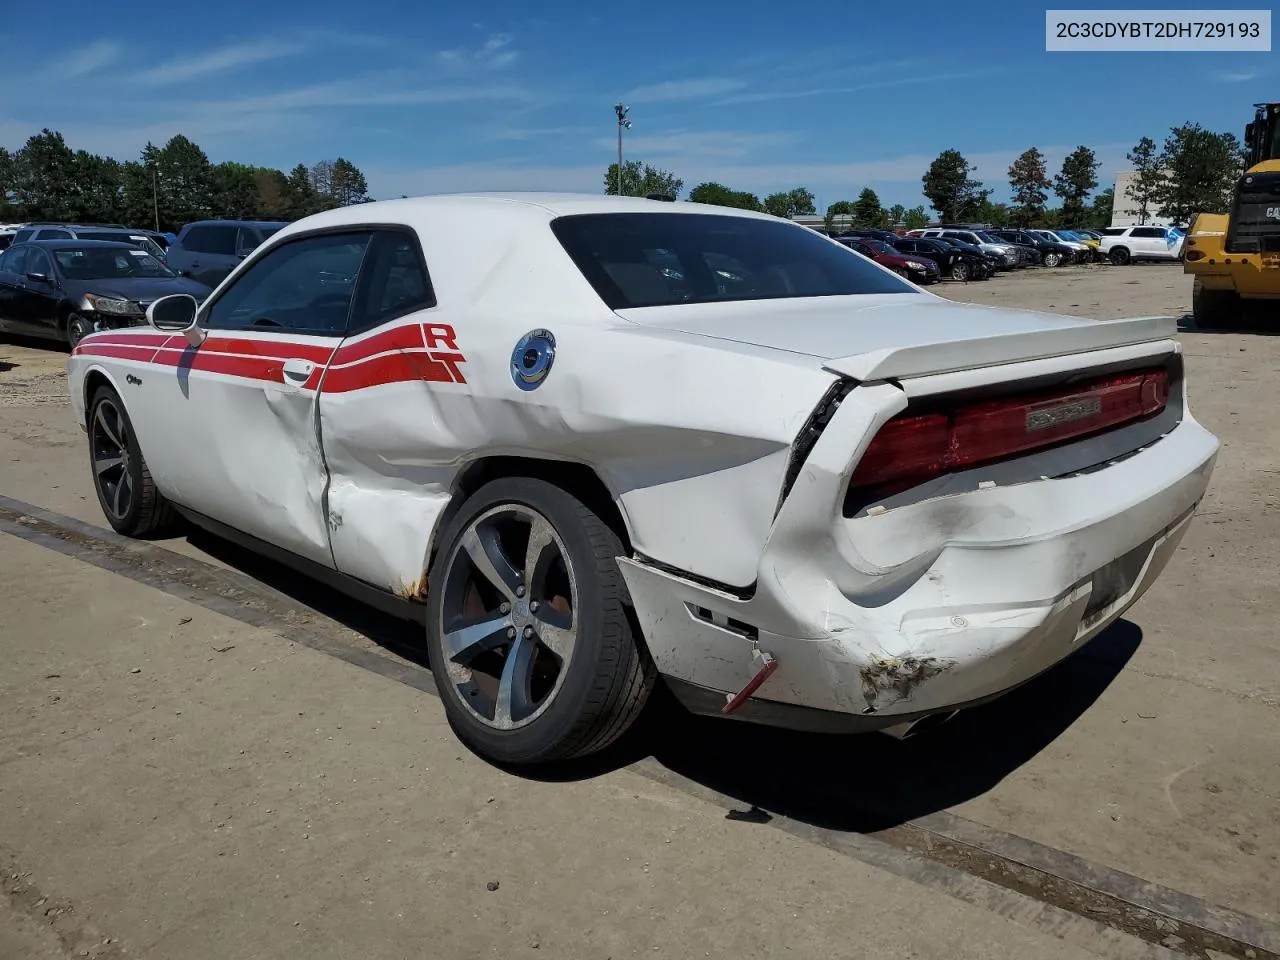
<box><xmin>282</xmin><ymin>358</ymin><xmax>315</xmax><ymax>384</ymax></box>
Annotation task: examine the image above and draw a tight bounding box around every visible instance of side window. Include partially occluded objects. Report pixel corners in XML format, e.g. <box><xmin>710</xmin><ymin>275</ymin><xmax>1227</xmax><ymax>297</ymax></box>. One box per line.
<box><xmin>203</xmin><ymin>231</ymin><xmax>373</xmax><ymax>336</ymax></box>
<box><xmin>35</xmin><ymin>229</ymin><xmax>72</xmax><ymax>240</ymax></box>
<box><xmin>235</xmin><ymin>227</ymin><xmax>262</xmax><ymax>255</ymax></box>
<box><xmin>26</xmin><ymin>249</ymin><xmax>53</xmax><ymax>277</ymax></box>
<box><xmin>179</xmin><ymin>226</ymin><xmax>209</xmax><ymax>252</ymax></box>
<box><xmin>12</xmin><ymin>229</ymin><xmax>34</xmax><ymax>244</ymax></box>
<box><xmin>0</xmin><ymin>247</ymin><xmax>22</xmax><ymax>274</ymax></box>
<box><xmin>348</xmin><ymin>229</ymin><xmax>436</xmax><ymax>332</ymax></box>
<box><xmin>1132</xmin><ymin>227</ymin><xmax>1163</xmax><ymax>238</ymax></box>
<box><xmin>206</xmin><ymin>226</ymin><xmax>238</xmax><ymax>255</ymax></box>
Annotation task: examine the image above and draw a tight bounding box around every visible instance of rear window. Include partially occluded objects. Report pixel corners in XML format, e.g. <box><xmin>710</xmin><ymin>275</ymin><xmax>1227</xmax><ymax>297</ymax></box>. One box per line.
<box><xmin>550</xmin><ymin>212</ymin><xmax>913</xmax><ymax>309</ymax></box>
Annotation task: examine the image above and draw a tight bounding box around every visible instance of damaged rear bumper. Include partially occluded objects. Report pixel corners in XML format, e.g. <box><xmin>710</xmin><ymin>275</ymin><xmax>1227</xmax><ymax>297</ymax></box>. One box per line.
<box><xmin>617</xmin><ymin>404</ymin><xmax>1219</xmax><ymax>734</ymax></box>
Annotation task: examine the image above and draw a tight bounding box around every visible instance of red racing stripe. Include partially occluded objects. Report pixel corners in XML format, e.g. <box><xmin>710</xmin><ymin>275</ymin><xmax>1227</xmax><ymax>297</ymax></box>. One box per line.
<box><xmin>75</xmin><ymin>343</ymin><xmax>169</xmax><ymax>364</ymax></box>
<box><xmin>331</xmin><ymin>323</ymin><xmax>424</xmax><ymax>366</ymax></box>
<box><xmin>322</xmin><ymin>350</ymin><xmax>456</xmax><ymax>393</ymax></box>
<box><xmin>153</xmin><ymin>335</ymin><xmax>336</xmax><ymax>364</ymax></box>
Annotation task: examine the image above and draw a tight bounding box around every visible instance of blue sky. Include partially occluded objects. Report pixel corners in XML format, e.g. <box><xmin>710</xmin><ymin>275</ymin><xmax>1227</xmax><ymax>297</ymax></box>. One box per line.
<box><xmin>6</xmin><ymin>0</ymin><xmax>1273</xmax><ymax>210</ymax></box>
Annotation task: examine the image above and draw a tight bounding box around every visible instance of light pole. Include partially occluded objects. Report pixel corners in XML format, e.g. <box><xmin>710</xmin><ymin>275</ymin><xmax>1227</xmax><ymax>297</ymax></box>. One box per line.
<box><xmin>614</xmin><ymin>102</ymin><xmax>631</xmax><ymax>195</ymax></box>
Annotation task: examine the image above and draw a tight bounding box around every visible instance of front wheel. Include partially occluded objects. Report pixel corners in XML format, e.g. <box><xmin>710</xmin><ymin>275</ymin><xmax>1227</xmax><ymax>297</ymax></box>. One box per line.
<box><xmin>950</xmin><ymin>261</ymin><xmax>972</xmax><ymax>282</ymax></box>
<box><xmin>1043</xmin><ymin>251</ymin><xmax>1062</xmax><ymax>268</ymax></box>
<box><xmin>1109</xmin><ymin>246</ymin><xmax>1131</xmax><ymax>265</ymax></box>
<box><xmin>425</xmin><ymin>477</ymin><xmax>656</xmax><ymax>765</ymax></box>
<box><xmin>87</xmin><ymin>386</ymin><xmax>180</xmax><ymax>538</ymax></box>
<box><xmin>65</xmin><ymin>313</ymin><xmax>95</xmax><ymax>349</ymax></box>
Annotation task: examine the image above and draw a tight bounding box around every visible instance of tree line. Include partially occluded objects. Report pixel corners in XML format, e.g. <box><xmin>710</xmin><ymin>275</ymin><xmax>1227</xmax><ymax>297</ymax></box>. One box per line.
<box><xmin>603</xmin><ymin>119</ymin><xmax>1245</xmax><ymax>230</ymax></box>
<box><xmin>0</xmin><ymin>129</ymin><xmax>372</xmax><ymax>233</ymax></box>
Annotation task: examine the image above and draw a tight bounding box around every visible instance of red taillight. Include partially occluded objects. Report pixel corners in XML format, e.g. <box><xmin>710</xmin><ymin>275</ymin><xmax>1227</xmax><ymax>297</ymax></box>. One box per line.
<box><xmin>850</xmin><ymin>368</ymin><xmax>1170</xmax><ymax>494</ymax></box>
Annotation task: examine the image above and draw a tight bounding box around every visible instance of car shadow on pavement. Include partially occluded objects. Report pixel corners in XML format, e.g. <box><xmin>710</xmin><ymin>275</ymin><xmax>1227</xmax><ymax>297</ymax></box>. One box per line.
<box><xmin>512</xmin><ymin>621</ymin><xmax>1143</xmax><ymax>832</ymax></box>
<box><xmin>184</xmin><ymin>525</ymin><xmax>1140</xmax><ymax>831</ymax></box>
<box><xmin>1177</xmin><ymin>311</ymin><xmax>1280</xmax><ymax>335</ymax></box>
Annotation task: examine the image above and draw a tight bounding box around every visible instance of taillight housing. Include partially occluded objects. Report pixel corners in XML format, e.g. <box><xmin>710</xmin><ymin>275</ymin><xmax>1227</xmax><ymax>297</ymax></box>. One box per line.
<box><xmin>849</xmin><ymin>367</ymin><xmax>1170</xmax><ymax>499</ymax></box>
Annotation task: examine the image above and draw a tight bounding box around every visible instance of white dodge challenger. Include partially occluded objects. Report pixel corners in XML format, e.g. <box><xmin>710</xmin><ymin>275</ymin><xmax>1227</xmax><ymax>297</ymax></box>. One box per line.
<box><xmin>67</xmin><ymin>194</ymin><xmax>1219</xmax><ymax>765</ymax></box>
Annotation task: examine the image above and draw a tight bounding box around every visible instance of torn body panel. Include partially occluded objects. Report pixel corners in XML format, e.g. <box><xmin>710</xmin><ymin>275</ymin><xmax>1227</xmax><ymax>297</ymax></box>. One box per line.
<box><xmin>618</xmin><ymin>342</ymin><xmax>1217</xmax><ymax>726</ymax></box>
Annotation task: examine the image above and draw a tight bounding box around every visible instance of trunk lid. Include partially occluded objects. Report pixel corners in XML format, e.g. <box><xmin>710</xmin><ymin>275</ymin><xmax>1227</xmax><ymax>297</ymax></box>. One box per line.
<box><xmin>615</xmin><ymin>294</ymin><xmax>1177</xmax><ymax>382</ymax></box>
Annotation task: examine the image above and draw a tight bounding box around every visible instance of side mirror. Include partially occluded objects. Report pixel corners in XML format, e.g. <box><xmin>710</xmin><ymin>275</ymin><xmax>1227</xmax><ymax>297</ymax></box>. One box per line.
<box><xmin>26</xmin><ymin>272</ymin><xmax>51</xmax><ymax>284</ymax></box>
<box><xmin>146</xmin><ymin>294</ymin><xmax>206</xmax><ymax>347</ymax></box>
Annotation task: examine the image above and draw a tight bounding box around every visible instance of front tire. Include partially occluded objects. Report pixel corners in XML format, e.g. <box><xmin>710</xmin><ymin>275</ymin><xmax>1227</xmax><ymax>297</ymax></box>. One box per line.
<box><xmin>950</xmin><ymin>261</ymin><xmax>971</xmax><ymax>282</ymax></box>
<box><xmin>66</xmin><ymin>313</ymin><xmax>94</xmax><ymax>349</ymax></box>
<box><xmin>425</xmin><ymin>477</ymin><xmax>656</xmax><ymax>765</ymax></box>
<box><xmin>1109</xmin><ymin>246</ymin><xmax>1131</xmax><ymax>265</ymax></box>
<box><xmin>87</xmin><ymin>386</ymin><xmax>180</xmax><ymax>538</ymax></box>
<box><xmin>1191</xmin><ymin>281</ymin><xmax>1239</xmax><ymax>330</ymax></box>
<box><xmin>1044</xmin><ymin>251</ymin><xmax>1062</xmax><ymax>268</ymax></box>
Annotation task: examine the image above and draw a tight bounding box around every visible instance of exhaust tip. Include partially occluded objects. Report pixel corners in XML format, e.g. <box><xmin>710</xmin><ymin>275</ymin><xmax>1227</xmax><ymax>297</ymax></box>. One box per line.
<box><xmin>879</xmin><ymin>710</ymin><xmax>959</xmax><ymax>740</ymax></box>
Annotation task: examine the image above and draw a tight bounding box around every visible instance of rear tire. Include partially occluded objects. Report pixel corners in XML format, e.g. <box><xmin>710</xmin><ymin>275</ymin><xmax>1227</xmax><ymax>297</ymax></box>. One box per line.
<box><xmin>1109</xmin><ymin>246</ymin><xmax>1131</xmax><ymax>266</ymax></box>
<box><xmin>87</xmin><ymin>386</ymin><xmax>181</xmax><ymax>538</ymax></box>
<box><xmin>425</xmin><ymin>477</ymin><xmax>656</xmax><ymax>766</ymax></box>
<box><xmin>1191</xmin><ymin>282</ymin><xmax>1239</xmax><ymax>331</ymax></box>
<box><xmin>1044</xmin><ymin>252</ymin><xmax>1062</xmax><ymax>267</ymax></box>
<box><xmin>950</xmin><ymin>261</ymin><xmax>971</xmax><ymax>282</ymax></box>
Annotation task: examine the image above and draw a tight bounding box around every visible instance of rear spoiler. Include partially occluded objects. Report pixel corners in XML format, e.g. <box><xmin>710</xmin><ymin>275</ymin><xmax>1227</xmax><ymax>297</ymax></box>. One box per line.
<box><xmin>822</xmin><ymin>315</ymin><xmax>1178</xmax><ymax>383</ymax></box>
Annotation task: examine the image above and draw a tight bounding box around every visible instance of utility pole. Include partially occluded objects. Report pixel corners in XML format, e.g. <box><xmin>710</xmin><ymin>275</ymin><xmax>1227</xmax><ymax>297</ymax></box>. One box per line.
<box><xmin>614</xmin><ymin>103</ymin><xmax>631</xmax><ymax>195</ymax></box>
<box><xmin>151</xmin><ymin>166</ymin><xmax>160</xmax><ymax>233</ymax></box>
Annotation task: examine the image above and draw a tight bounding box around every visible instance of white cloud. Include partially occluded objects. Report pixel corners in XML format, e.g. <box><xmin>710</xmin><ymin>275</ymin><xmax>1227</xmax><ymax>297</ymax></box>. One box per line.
<box><xmin>135</xmin><ymin>38</ymin><xmax>308</xmax><ymax>83</ymax></box>
<box><xmin>715</xmin><ymin>68</ymin><xmax>1005</xmax><ymax>105</ymax></box>
<box><xmin>623</xmin><ymin>77</ymin><xmax>747</xmax><ymax>102</ymax></box>
<box><xmin>61</xmin><ymin>40</ymin><xmax>122</xmax><ymax>78</ymax></box>
<box><xmin>597</xmin><ymin>130</ymin><xmax>796</xmax><ymax>159</ymax></box>
<box><xmin>437</xmin><ymin>33</ymin><xmax>519</xmax><ymax>70</ymax></box>
<box><xmin>1211</xmin><ymin>69</ymin><xmax>1262</xmax><ymax>83</ymax></box>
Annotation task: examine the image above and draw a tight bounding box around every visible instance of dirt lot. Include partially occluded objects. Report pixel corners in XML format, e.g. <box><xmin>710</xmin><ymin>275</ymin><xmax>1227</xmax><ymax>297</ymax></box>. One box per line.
<box><xmin>1</xmin><ymin>262</ymin><xmax>1277</xmax><ymax>960</ymax></box>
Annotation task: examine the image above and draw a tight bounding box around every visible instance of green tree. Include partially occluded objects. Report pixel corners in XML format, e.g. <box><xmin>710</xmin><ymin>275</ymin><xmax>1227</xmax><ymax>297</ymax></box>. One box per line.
<box><xmin>603</xmin><ymin>160</ymin><xmax>683</xmax><ymax>198</ymax></box>
<box><xmin>886</xmin><ymin>204</ymin><xmax>906</xmax><ymax>226</ymax></box>
<box><xmin>1088</xmin><ymin>187</ymin><xmax>1115</xmax><ymax>228</ymax></box>
<box><xmin>1007</xmin><ymin>147</ymin><xmax>1050</xmax><ymax>226</ymax></box>
<box><xmin>10</xmin><ymin>129</ymin><xmax>80</xmax><ymax>220</ymax></box>
<box><xmin>975</xmin><ymin>198</ymin><xmax>1010</xmax><ymax>226</ymax></box>
<box><xmin>903</xmin><ymin>205</ymin><xmax>930</xmax><ymax>230</ymax></box>
<box><xmin>331</xmin><ymin>158</ymin><xmax>370</xmax><ymax>205</ymax></box>
<box><xmin>1153</xmin><ymin>123</ymin><xmax>1243</xmax><ymax>224</ymax></box>
<box><xmin>763</xmin><ymin>191</ymin><xmax>792</xmax><ymax>217</ymax></box>
<box><xmin>787</xmin><ymin>186</ymin><xmax>815</xmax><ymax>216</ymax></box>
<box><xmin>252</xmin><ymin>168</ymin><xmax>292</xmax><ymax>219</ymax></box>
<box><xmin>211</xmin><ymin>162</ymin><xmax>260</xmax><ymax>219</ymax></box>
<box><xmin>71</xmin><ymin>151</ymin><xmax>123</xmax><ymax>223</ymax></box>
<box><xmin>1126</xmin><ymin>136</ymin><xmax>1164</xmax><ymax>225</ymax></box>
<box><xmin>1053</xmin><ymin>146</ymin><xmax>1099</xmax><ymax>227</ymax></box>
<box><xmin>851</xmin><ymin>187</ymin><xmax>886</xmax><ymax>227</ymax></box>
<box><xmin>763</xmin><ymin>186</ymin><xmax>815</xmax><ymax>219</ymax></box>
<box><xmin>822</xmin><ymin>199</ymin><xmax>854</xmax><ymax>233</ymax></box>
<box><xmin>922</xmin><ymin>149</ymin><xmax>988</xmax><ymax>223</ymax></box>
<box><xmin>0</xmin><ymin>147</ymin><xmax>15</xmax><ymax>217</ymax></box>
<box><xmin>285</xmin><ymin>163</ymin><xmax>318</xmax><ymax>218</ymax></box>
<box><xmin>155</xmin><ymin>135</ymin><xmax>214</xmax><ymax>227</ymax></box>
<box><xmin>687</xmin><ymin>182</ymin><xmax>761</xmax><ymax>210</ymax></box>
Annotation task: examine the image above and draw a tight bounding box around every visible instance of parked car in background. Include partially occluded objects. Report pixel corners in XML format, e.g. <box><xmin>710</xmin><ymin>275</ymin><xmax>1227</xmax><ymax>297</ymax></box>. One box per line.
<box><xmin>927</xmin><ymin>236</ymin><xmax>998</xmax><ymax>278</ymax></box>
<box><xmin>0</xmin><ymin>240</ymin><xmax>211</xmax><ymax>347</ymax></box>
<box><xmin>1099</xmin><ymin>226</ymin><xmax>1186</xmax><ymax>265</ymax></box>
<box><xmin>1030</xmin><ymin>229</ymin><xmax>1092</xmax><ymax>260</ymax></box>
<box><xmin>8</xmin><ymin>223</ymin><xmax>168</xmax><ymax>262</ymax></box>
<box><xmin>166</xmin><ymin>219</ymin><xmax>289</xmax><ymax>288</ymax></box>
<box><xmin>890</xmin><ymin>236</ymin><xmax>990</xmax><ymax>281</ymax></box>
<box><xmin>65</xmin><ymin>193</ymin><xmax>1218</xmax><ymax>767</ymax></box>
<box><xmin>835</xmin><ymin>236</ymin><xmax>941</xmax><ymax>283</ymax></box>
<box><xmin>919</xmin><ymin>228</ymin><xmax>1021</xmax><ymax>270</ymax></box>
<box><xmin>987</xmin><ymin>229</ymin><xmax>1075</xmax><ymax>267</ymax></box>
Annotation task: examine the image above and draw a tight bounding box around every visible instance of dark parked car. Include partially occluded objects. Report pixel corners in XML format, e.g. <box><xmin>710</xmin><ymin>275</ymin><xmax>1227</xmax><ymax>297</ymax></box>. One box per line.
<box><xmin>986</xmin><ymin>229</ymin><xmax>1077</xmax><ymax>267</ymax></box>
<box><xmin>0</xmin><ymin>240</ymin><xmax>210</xmax><ymax>347</ymax></box>
<box><xmin>166</xmin><ymin>219</ymin><xmax>288</xmax><ymax>288</ymax></box>
<box><xmin>835</xmin><ymin>237</ymin><xmax>940</xmax><ymax>283</ymax></box>
<box><xmin>889</xmin><ymin>236</ymin><xmax>986</xmax><ymax>281</ymax></box>
<box><xmin>9</xmin><ymin>223</ymin><xmax>168</xmax><ymax>262</ymax></box>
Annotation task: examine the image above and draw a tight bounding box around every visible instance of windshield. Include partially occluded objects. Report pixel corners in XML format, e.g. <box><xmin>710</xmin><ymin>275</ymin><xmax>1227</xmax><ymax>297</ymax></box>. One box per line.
<box><xmin>860</xmin><ymin>239</ymin><xmax>897</xmax><ymax>256</ymax></box>
<box><xmin>54</xmin><ymin>247</ymin><xmax>176</xmax><ymax>280</ymax></box>
<box><xmin>78</xmin><ymin>232</ymin><xmax>168</xmax><ymax>261</ymax></box>
<box><xmin>550</xmin><ymin>213</ymin><xmax>913</xmax><ymax>308</ymax></box>
<box><xmin>975</xmin><ymin>232</ymin><xmax>1002</xmax><ymax>243</ymax></box>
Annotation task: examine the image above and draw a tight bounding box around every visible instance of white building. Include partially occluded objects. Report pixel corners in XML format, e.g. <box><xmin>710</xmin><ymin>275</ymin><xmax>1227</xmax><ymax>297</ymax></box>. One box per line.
<box><xmin>1110</xmin><ymin>170</ymin><xmax>1175</xmax><ymax>227</ymax></box>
